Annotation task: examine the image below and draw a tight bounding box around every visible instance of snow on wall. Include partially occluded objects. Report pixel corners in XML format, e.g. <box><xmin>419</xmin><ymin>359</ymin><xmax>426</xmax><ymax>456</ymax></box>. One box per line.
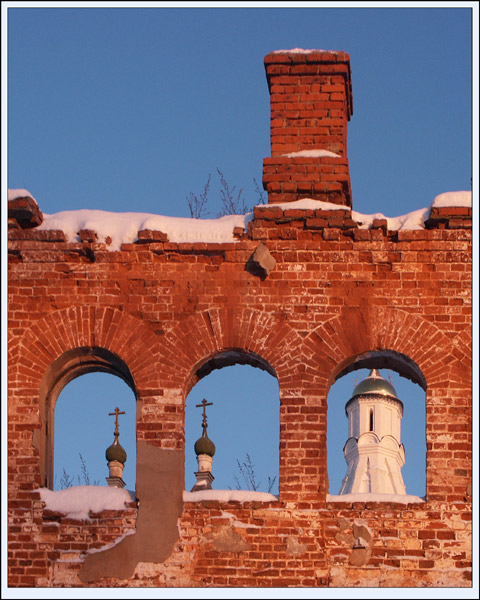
<box><xmin>183</xmin><ymin>489</ymin><xmax>278</xmax><ymax>503</ymax></box>
<box><xmin>352</xmin><ymin>207</ymin><xmax>431</xmax><ymax>231</ymax></box>
<box><xmin>9</xmin><ymin>190</ymin><xmax>471</xmax><ymax>251</ymax></box>
<box><xmin>36</xmin><ymin>487</ymin><xmax>277</xmax><ymax>520</ymax></box>
<box><xmin>270</xmin><ymin>198</ymin><xmax>347</xmax><ymax>211</ymax></box>
<box><xmin>282</xmin><ymin>149</ymin><xmax>341</xmax><ymax>158</ymax></box>
<box><xmin>37</xmin><ymin>209</ymin><xmax>254</xmax><ymax>251</ymax></box>
<box><xmin>38</xmin><ymin>486</ymin><xmax>135</xmax><ymax>520</ymax></box>
<box><xmin>353</xmin><ymin>190</ymin><xmax>471</xmax><ymax>231</ymax></box>
<box><xmin>327</xmin><ymin>493</ymin><xmax>425</xmax><ymax>504</ymax></box>
<box><xmin>36</xmin><ymin>486</ymin><xmax>425</xmax><ymax>519</ymax></box>
<box><xmin>211</xmin><ymin>511</ymin><xmax>262</xmax><ymax>528</ymax></box>
<box><xmin>8</xmin><ymin>188</ymin><xmax>38</xmax><ymax>204</ymax></box>
<box><xmin>86</xmin><ymin>530</ymin><xmax>136</xmax><ymax>555</ymax></box>
<box><xmin>272</xmin><ymin>48</ymin><xmax>340</xmax><ymax>55</ymax></box>
<box><xmin>431</xmin><ymin>190</ymin><xmax>472</xmax><ymax>207</ymax></box>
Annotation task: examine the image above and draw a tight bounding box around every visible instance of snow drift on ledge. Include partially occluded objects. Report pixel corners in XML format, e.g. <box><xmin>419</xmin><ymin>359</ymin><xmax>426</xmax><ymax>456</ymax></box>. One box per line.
<box><xmin>8</xmin><ymin>188</ymin><xmax>33</xmax><ymax>202</ymax></box>
<box><xmin>38</xmin><ymin>209</ymin><xmax>252</xmax><ymax>251</ymax></box>
<box><xmin>36</xmin><ymin>486</ymin><xmax>424</xmax><ymax>521</ymax></box>
<box><xmin>282</xmin><ymin>149</ymin><xmax>341</xmax><ymax>158</ymax></box>
<box><xmin>272</xmin><ymin>48</ymin><xmax>340</xmax><ymax>55</ymax></box>
<box><xmin>8</xmin><ymin>189</ymin><xmax>471</xmax><ymax>252</ymax></box>
<box><xmin>326</xmin><ymin>492</ymin><xmax>425</xmax><ymax>504</ymax></box>
<box><xmin>38</xmin><ymin>486</ymin><xmax>136</xmax><ymax>521</ymax></box>
<box><xmin>183</xmin><ymin>489</ymin><xmax>278</xmax><ymax>503</ymax></box>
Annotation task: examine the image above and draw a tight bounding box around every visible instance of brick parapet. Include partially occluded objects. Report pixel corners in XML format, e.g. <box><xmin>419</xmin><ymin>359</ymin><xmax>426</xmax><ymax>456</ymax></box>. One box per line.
<box><xmin>7</xmin><ymin>497</ymin><xmax>472</xmax><ymax>587</ymax></box>
<box><xmin>424</xmin><ymin>205</ymin><xmax>473</xmax><ymax>230</ymax></box>
<box><xmin>8</xmin><ymin>196</ymin><xmax>44</xmax><ymax>229</ymax></box>
<box><xmin>7</xmin><ymin>208</ymin><xmax>472</xmax><ymax>267</ymax></box>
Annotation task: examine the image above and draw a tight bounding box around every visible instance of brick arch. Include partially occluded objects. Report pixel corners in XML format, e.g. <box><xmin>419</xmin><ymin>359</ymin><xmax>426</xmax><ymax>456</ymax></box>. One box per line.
<box><xmin>165</xmin><ymin>308</ymin><xmax>328</xmax><ymax>500</ymax></box>
<box><xmin>303</xmin><ymin>305</ymin><xmax>469</xmax><ymax>394</ymax></box>
<box><xmin>166</xmin><ymin>308</ymin><xmax>316</xmax><ymax>499</ymax></box>
<box><xmin>11</xmin><ymin>306</ymin><xmax>175</xmax><ymax>488</ymax></box>
<box><xmin>17</xmin><ymin>306</ymin><xmax>177</xmax><ymax>392</ymax></box>
<box><xmin>162</xmin><ymin>307</ymin><xmax>309</xmax><ymax>397</ymax></box>
<box><xmin>303</xmin><ymin>305</ymin><xmax>472</xmax><ymax>500</ymax></box>
<box><xmin>450</xmin><ymin>326</ymin><xmax>473</xmax><ymax>375</ymax></box>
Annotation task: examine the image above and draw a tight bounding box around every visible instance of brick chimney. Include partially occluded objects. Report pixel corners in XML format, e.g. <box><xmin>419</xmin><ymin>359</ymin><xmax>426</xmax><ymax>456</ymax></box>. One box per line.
<box><xmin>262</xmin><ymin>50</ymin><xmax>353</xmax><ymax>207</ymax></box>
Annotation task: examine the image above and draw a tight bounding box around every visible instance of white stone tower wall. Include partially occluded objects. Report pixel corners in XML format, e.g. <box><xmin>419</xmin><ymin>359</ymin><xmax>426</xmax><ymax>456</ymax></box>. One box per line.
<box><xmin>341</xmin><ymin>370</ymin><xmax>406</xmax><ymax>496</ymax></box>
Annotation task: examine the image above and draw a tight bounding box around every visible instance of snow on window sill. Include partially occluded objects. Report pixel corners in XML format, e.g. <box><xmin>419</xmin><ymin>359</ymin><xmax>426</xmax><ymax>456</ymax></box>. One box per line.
<box><xmin>327</xmin><ymin>493</ymin><xmax>425</xmax><ymax>504</ymax></box>
<box><xmin>183</xmin><ymin>489</ymin><xmax>278</xmax><ymax>503</ymax></box>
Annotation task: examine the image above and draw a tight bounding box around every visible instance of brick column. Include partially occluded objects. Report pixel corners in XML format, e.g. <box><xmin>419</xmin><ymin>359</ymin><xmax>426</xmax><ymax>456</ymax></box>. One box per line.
<box><xmin>263</xmin><ymin>50</ymin><xmax>353</xmax><ymax>207</ymax></box>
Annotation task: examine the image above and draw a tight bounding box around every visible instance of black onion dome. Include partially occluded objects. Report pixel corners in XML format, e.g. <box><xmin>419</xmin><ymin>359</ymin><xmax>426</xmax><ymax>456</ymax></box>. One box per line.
<box><xmin>106</xmin><ymin>439</ymin><xmax>127</xmax><ymax>464</ymax></box>
<box><xmin>194</xmin><ymin>433</ymin><xmax>216</xmax><ymax>457</ymax></box>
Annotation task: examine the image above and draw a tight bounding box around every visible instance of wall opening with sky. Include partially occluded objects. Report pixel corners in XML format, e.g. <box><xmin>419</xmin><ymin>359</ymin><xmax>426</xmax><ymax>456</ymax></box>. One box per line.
<box><xmin>53</xmin><ymin>372</ymin><xmax>137</xmax><ymax>491</ymax></box>
<box><xmin>185</xmin><ymin>364</ymin><xmax>280</xmax><ymax>495</ymax></box>
<box><xmin>327</xmin><ymin>369</ymin><xmax>426</xmax><ymax>498</ymax></box>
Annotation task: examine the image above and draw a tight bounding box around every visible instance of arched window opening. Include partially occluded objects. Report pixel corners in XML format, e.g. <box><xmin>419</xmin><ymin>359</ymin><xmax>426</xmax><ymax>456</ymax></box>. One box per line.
<box><xmin>53</xmin><ymin>372</ymin><xmax>136</xmax><ymax>491</ymax></box>
<box><xmin>40</xmin><ymin>346</ymin><xmax>136</xmax><ymax>490</ymax></box>
<box><xmin>185</xmin><ymin>362</ymin><xmax>279</xmax><ymax>495</ymax></box>
<box><xmin>327</xmin><ymin>367</ymin><xmax>426</xmax><ymax>498</ymax></box>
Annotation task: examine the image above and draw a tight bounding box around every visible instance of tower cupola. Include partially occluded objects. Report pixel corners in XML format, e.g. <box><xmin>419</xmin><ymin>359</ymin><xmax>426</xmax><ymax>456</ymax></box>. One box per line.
<box><xmin>191</xmin><ymin>399</ymin><xmax>216</xmax><ymax>492</ymax></box>
<box><xmin>339</xmin><ymin>369</ymin><xmax>407</xmax><ymax>495</ymax></box>
<box><xmin>105</xmin><ymin>407</ymin><xmax>127</xmax><ymax>489</ymax></box>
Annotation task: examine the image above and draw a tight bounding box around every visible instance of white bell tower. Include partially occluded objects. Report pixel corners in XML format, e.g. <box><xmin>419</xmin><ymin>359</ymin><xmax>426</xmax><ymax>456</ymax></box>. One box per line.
<box><xmin>339</xmin><ymin>369</ymin><xmax>406</xmax><ymax>495</ymax></box>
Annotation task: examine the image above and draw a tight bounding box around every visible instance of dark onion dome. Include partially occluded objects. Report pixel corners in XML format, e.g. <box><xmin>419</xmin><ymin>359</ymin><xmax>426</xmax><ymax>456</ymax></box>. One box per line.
<box><xmin>351</xmin><ymin>368</ymin><xmax>399</xmax><ymax>400</ymax></box>
<box><xmin>106</xmin><ymin>439</ymin><xmax>127</xmax><ymax>464</ymax></box>
<box><xmin>194</xmin><ymin>432</ymin><xmax>216</xmax><ymax>457</ymax></box>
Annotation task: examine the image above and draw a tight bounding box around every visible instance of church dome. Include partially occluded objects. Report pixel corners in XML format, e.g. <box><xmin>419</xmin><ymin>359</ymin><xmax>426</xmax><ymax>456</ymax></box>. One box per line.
<box><xmin>351</xmin><ymin>369</ymin><xmax>399</xmax><ymax>400</ymax></box>
<box><xmin>106</xmin><ymin>439</ymin><xmax>127</xmax><ymax>464</ymax></box>
<box><xmin>194</xmin><ymin>433</ymin><xmax>216</xmax><ymax>457</ymax></box>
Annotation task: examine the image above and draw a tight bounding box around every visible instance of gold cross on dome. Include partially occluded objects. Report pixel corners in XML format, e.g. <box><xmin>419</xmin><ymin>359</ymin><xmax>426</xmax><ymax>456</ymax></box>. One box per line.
<box><xmin>109</xmin><ymin>407</ymin><xmax>126</xmax><ymax>437</ymax></box>
<box><xmin>196</xmin><ymin>398</ymin><xmax>213</xmax><ymax>431</ymax></box>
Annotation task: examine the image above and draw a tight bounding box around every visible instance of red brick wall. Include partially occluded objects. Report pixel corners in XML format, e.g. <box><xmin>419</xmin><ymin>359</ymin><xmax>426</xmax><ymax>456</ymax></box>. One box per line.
<box><xmin>262</xmin><ymin>51</ymin><xmax>353</xmax><ymax>206</ymax></box>
<box><xmin>7</xmin><ymin>205</ymin><xmax>472</xmax><ymax>587</ymax></box>
<box><xmin>7</xmin><ymin>49</ymin><xmax>472</xmax><ymax>588</ymax></box>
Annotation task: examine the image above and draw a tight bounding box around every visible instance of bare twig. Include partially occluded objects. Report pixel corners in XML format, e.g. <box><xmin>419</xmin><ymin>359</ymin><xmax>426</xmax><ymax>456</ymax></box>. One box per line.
<box><xmin>230</xmin><ymin>452</ymin><xmax>277</xmax><ymax>493</ymax></box>
<box><xmin>217</xmin><ymin>168</ymin><xmax>250</xmax><ymax>216</ymax></box>
<box><xmin>60</xmin><ymin>467</ymin><xmax>73</xmax><ymax>489</ymax></box>
<box><xmin>78</xmin><ymin>453</ymin><xmax>90</xmax><ymax>485</ymax></box>
<box><xmin>187</xmin><ymin>174</ymin><xmax>211</xmax><ymax>219</ymax></box>
<box><xmin>253</xmin><ymin>176</ymin><xmax>267</xmax><ymax>205</ymax></box>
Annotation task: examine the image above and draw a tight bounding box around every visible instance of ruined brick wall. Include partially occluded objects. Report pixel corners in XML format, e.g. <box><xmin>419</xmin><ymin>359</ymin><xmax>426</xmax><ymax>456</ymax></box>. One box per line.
<box><xmin>7</xmin><ymin>50</ymin><xmax>472</xmax><ymax>588</ymax></box>
<box><xmin>263</xmin><ymin>50</ymin><xmax>353</xmax><ymax>206</ymax></box>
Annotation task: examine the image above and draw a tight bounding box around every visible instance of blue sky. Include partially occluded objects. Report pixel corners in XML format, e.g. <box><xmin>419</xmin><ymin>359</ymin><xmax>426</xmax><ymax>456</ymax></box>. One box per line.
<box><xmin>4</xmin><ymin>4</ymin><xmax>475</xmax><ymax>498</ymax></box>
<box><xmin>7</xmin><ymin>4</ymin><xmax>472</xmax><ymax>217</ymax></box>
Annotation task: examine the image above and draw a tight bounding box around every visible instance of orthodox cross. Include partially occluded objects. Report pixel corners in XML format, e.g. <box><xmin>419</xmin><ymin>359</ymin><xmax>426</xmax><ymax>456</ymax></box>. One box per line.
<box><xmin>196</xmin><ymin>398</ymin><xmax>213</xmax><ymax>434</ymax></box>
<box><xmin>109</xmin><ymin>407</ymin><xmax>126</xmax><ymax>440</ymax></box>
